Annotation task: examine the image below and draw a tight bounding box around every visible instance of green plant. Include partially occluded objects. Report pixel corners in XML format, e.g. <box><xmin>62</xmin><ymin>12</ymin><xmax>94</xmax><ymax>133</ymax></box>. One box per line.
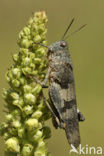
<box><xmin>0</xmin><ymin>11</ymin><xmax>51</xmax><ymax>156</ymax></box>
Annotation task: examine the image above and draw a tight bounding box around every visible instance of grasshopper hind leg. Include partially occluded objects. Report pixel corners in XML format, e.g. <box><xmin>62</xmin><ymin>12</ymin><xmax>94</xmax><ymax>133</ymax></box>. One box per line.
<box><xmin>52</xmin><ymin>115</ymin><xmax>66</xmax><ymax>129</ymax></box>
<box><xmin>52</xmin><ymin>115</ymin><xmax>58</xmax><ymax>129</ymax></box>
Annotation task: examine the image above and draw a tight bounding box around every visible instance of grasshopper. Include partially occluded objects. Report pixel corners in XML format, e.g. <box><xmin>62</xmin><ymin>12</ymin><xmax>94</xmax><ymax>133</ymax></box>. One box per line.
<box><xmin>33</xmin><ymin>18</ymin><xmax>85</xmax><ymax>148</ymax></box>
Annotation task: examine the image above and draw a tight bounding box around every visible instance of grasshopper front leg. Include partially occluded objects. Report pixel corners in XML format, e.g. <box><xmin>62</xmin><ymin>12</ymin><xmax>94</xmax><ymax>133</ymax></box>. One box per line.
<box><xmin>42</xmin><ymin>67</ymin><xmax>51</xmax><ymax>87</ymax></box>
<box><xmin>28</xmin><ymin>67</ymin><xmax>51</xmax><ymax>88</ymax></box>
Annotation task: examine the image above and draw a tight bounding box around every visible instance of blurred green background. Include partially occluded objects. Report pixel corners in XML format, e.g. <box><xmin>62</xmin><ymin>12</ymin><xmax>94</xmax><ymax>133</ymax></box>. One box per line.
<box><xmin>0</xmin><ymin>0</ymin><xmax>104</xmax><ymax>156</ymax></box>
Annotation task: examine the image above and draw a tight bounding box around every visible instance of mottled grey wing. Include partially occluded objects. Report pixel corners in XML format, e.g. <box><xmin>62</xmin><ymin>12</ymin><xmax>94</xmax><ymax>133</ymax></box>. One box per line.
<box><xmin>61</xmin><ymin>81</ymin><xmax>80</xmax><ymax>148</ymax></box>
<box><xmin>49</xmin><ymin>81</ymin><xmax>80</xmax><ymax>148</ymax></box>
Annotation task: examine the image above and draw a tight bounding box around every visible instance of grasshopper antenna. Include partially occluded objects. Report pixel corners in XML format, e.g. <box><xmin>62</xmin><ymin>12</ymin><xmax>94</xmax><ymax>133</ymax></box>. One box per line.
<box><xmin>34</xmin><ymin>42</ymin><xmax>49</xmax><ymax>49</ymax></box>
<box><xmin>61</xmin><ymin>18</ymin><xmax>75</xmax><ymax>40</ymax></box>
<box><xmin>64</xmin><ymin>24</ymin><xmax>87</xmax><ymax>40</ymax></box>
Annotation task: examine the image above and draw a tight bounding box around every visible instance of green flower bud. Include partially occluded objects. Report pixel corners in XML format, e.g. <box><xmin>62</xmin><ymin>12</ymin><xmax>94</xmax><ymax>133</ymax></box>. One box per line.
<box><xmin>12</xmin><ymin>99</ymin><xmax>24</xmax><ymax>109</ymax></box>
<box><xmin>6</xmin><ymin>77</ymin><xmax>11</xmax><ymax>82</ymax></box>
<box><xmin>19</xmin><ymin>31</ymin><xmax>24</xmax><ymax>39</ymax></box>
<box><xmin>25</xmin><ymin>118</ymin><xmax>39</xmax><ymax>131</ymax></box>
<box><xmin>38</xmin><ymin>24</ymin><xmax>46</xmax><ymax>34</ymax></box>
<box><xmin>22</xmin><ymin>144</ymin><xmax>33</xmax><ymax>156</ymax></box>
<box><xmin>12</xmin><ymin>109</ymin><xmax>21</xmax><ymax>117</ymax></box>
<box><xmin>3</xmin><ymin>132</ymin><xmax>10</xmax><ymax>140</ymax></box>
<box><xmin>38</xmin><ymin>63</ymin><xmax>45</xmax><ymax>70</ymax></box>
<box><xmin>28</xmin><ymin>35</ymin><xmax>32</xmax><ymax>40</ymax></box>
<box><xmin>41</xmin><ymin>11</ymin><xmax>48</xmax><ymax>22</ymax></box>
<box><xmin>34</xmin><ymin>58</ymin><xmax>42</xmax><ymax>64</ymax></box>
<box><xmin>13</xmin><ymin>54</ymin><xmax>19</xmax><ymax>62</ymax></box>
<box><xmin>28</xmin><ymin>17</ymin><xmax>33</xmax><ymax>25</ymax></box>
<box><xmin>12</xmin><ymin>120</ymin><xmax>21</xmax><ymax>129</ymax></box>
<box><xmin>32</xmin><ymin>111</ymin><xmax>42</xmax><ymax>119</ymax></box>
<box><xmin>2</xmin><ymin>89</ymin><xmax>8</xmax><ymax>99</ymax></box>
<box><xmin>33</xmin><ymin>16</ymin><xmax>38</xmax><ymax>23</ymax></box>
<box><xmin>6</xmin><ymin>73</ymin><xmax>11</xmax><ymax>82</ymax></box>
<box><xmin>35</xmin><ymin>11</ymin><xmax>47</xmax><ymax>20</ymax></box>
<box><xmin>22</xmin><ymin>57</ymin><xmax>31</xmax><ymax>66</ymax></box>
<box><xmin>23</xmin><ymin>27</ymin><xmax>30</xmax><ymax>36</ymax></box>
<box><xmin>30</xmin><ymin>52</ymin><xmax>35</xmax><ymax>59</ymax></box>
<box><xmin>42</xmin><ymin>40</ymin><xmax>47</xmax><ymax>45</ymax></box>
<box><xmin>10</xmin><ymin>92</ymin><xmax>19</xmax><ymax>100</ymax></box>
<box><xmin>23</xmin><ymin>105</ymin><xmax>33</xmax><ymax>115</ymax></box>
<box><xmin>0</xmin><ymin>123</ymin><xmax>8</xmax><ymax>136</ymax></box>
<box><xmin>40</xmin><ymin>74</ymin><xmax>45</xmax><ymax>79</ymax></box>
<box><xmin>36</xmin><ymin>48</ymin><xmax>46</xmax><ymax>57</ymax></box>
<box><xmin>32</xmin><ymin>23</ymin><xmax>38</xmax><ymax>30</ymax></box>
<box><xmin>31</xmin><ymin>31</ymin><xmax>37</xmax><ymax>38</ymax></box>
<box><xmin>37</xmin><ymin>99</ymin><xmax>44</xmax><ymax>109</ymax></box>
<box><xmin>38</xmin><ymin>123</ymin><xmax>42</xmax><ymax>129</ymax></box>
<box><xmin>22</xmin><ymin>67</ymin><xmax>31</xmax><ymax>75</ymax></box>
<box><xmin>21</xmin><ymin>39</ymin><xmax>31</xmax><ymax>48</ymax></box>
<box><xmin>24</xmin><ymin>93</ymin><xmax>36</xmax><ymax>104</ymax></box>
<box><xmin>32</xmin><ymin>84</ymin><xmax>42</xmax><ymax>95</ymax></box>
<box><xmin>34</xmin><ymin>151</ymin><xmax>46</xmax><ymax>156</ymax></box>
<box><xmin>0</xmin><ymin>122</ymin><xmax>8</xmax><ymax>129</ymax></box>
<box><xmin>30</xmin><ymin>63</ymin><xmax>35</xmax><ymax>68</ymax></box>
<box><xmin>33</xmin><ymin>35</ymin><xmax>41</xmax><ymax>42</ymax></box>
<box><xmin>13</xmin><ymin>99</ymin><xmax>19</xmax><ymax>105</ymax></box>
<box><xmin>12</xmin><ymin>79</ymin><xmax>20</xmax><ymax>87</ymax></box>
<box><xmin>9</xmin><ymin>128</ymin><xmax>17</xmax><ymax>136</ymax></box>
<box><xmin>12</xmin><ymin>68</ymin><xmax>21</xmax><ymax>78</ymax></box>
<box><xmin>38</xmin><ymin>140</ymin><xmax>46</xmax><ymax>149</ymax></box>
<box><xmin>23</xmin><ymin>85</ymin><xmax>32</xmax><ymax>93</ymax></box>
<box><xmin>6</xmin><ymin>114</ymin><xmax>13</xmax><ymax>122</ymax></box>
<box><xmin>33</xmin><ymin>130</ymin><xmax>43</xmax><ymax>142</ymax></box>
<box><xmin>5</xmin><ymin>137</ymin><xmax>20</xmax><ymax>153</ymax></box>
<box><xmin>20</xmin><ymin>77</ymin><xmax>26</xmax><ymax>85</ymax></box>
<box><xmin>8</xmin><ymin>70</ymin><xmax>13</xmax><ymax>79</ymax></box>
<box><xmin>20</xmin><ymin>48</ymin><xmax>28</xmax><ymax>55</ymax></box>
<box><xmin>18</xmin><ymin>127</ymin><xmax>25</xmax><ymax>138</ymax></box>
<box><xmin>32</xmin><ymin>70</ymin><xmax>38</xmax><ymax>75</ymax></box>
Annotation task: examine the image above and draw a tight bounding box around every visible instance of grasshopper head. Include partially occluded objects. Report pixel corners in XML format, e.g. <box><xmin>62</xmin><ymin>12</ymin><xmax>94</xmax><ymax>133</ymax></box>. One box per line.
<box><xmin>48</xmin><ymin>40</ymin><xmax>68</xmax><ymax>54</ymax></box>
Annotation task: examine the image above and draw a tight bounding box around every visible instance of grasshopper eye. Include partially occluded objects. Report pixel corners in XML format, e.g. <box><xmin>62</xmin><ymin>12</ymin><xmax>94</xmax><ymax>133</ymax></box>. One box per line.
<box><xmin>60</xmin><ymin>42</ymin><xmax>66</xmax><ymax>47</ymax></box>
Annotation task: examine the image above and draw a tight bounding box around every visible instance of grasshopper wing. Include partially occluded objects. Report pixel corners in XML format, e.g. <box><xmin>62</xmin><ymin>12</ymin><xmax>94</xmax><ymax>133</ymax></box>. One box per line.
<box><xmin>49</xmin><ymin>81</ymin><xmax>80</xmax><ymax>148</ymax></box>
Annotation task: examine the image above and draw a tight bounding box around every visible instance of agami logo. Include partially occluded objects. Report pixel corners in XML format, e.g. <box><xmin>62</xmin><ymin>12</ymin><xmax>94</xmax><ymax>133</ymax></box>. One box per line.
<box><xmin>69</xmin><ymin>144</ymin><xmax>103</xmax><ymax>155</ymax></box>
